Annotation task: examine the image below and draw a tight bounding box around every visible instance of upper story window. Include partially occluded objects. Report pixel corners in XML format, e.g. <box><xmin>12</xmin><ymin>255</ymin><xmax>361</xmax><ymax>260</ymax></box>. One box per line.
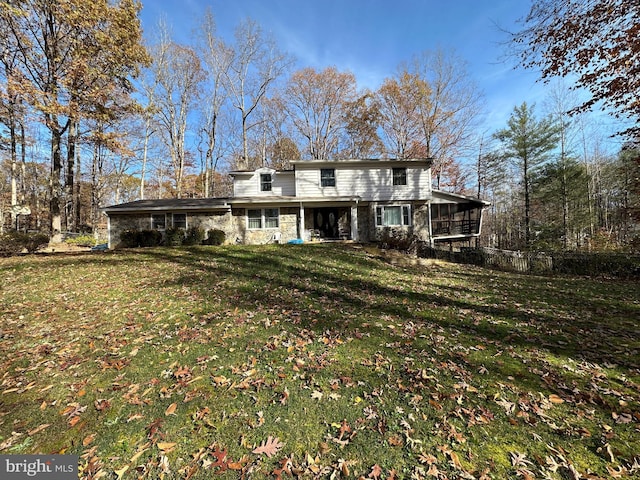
<box><xmin>260</xmin><ymin>173</ymin><xmax>272</xmax><ymax>192</ymax></box>
<box><xmin>151</xmin><ymin>214</ymin><xmax>166</xmax><ymax>230</ymax></box>
<box><xmin>320</xmin><ymin>168</ymin><xmax>336</xmax><ymax>187</ymax></box>
<box><xmin>392</xmin><ymin>167</ymin><xmax>407</xmax><ymax>186</ymax></box>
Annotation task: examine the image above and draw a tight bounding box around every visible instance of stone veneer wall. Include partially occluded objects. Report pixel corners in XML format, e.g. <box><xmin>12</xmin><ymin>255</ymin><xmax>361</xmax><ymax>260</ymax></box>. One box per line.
<box><xmin>367</xmin><ymin>202</ymin><xmax>431</xmax><ymax>242</ymax></box>
<box><xmin>230</xmin><ymin>207</ymin><xmax>298</xmax><ymax>244</ymax></box>
<box><xmin>110</xmin><ymin>208</ymin><xmax>300</xmax><ymax>247</ymax></box>
<box><xmin>357</xmin><ymin>206</ymin><xmax>370</xmax><ymax>243</ymax></box>
<box><xmin>108</xmin><ymin>214</ymin><xmax>151</xmax><ymax>248</ymax></box>
<box><xmin>109</xmin><ymin>211</ymin><xmax>233</xmax><ymax>248</ymax></box>
<box><xmin>109</xmin><ymin>203</ymin><xmax>434</xmax><ymax>247</ymax></box>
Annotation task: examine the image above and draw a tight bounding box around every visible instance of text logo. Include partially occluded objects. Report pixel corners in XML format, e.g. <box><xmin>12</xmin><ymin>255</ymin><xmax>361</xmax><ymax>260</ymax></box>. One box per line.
<box><xmin>1</xmin><ymin>455</ymin><xmax>78</xmax><ymax>479</ymax></box>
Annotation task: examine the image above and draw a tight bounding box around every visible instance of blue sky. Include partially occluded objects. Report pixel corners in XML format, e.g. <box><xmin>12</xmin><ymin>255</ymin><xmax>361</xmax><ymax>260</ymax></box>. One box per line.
<box><xmin>138</xmin><ymin>0</ymin><xmax>623</xmax><ymax>154</ymax></box>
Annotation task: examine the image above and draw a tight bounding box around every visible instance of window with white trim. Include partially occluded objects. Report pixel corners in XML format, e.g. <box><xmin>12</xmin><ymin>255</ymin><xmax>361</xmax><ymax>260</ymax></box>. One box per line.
<box><xmin>247</xmin><ymin>208</ymin><xmax>280</xmax><ymax>229</ymax></box>
<box><xmin>172</xmin><ymin>213</ymin><xmax>187</xmax><ymax>229</ymax></box>
<box><xmin>375</xmin><ymin>205</ymin><xmax>412</xmax><ymax>226</ymax></box>
<box><xmin>151</xmin><ymin>214</ymin><xmax>166</xmax><ymax>230</ymax></box>
<box><xmin>392</xmin><ymin>167</ymin><xmax>407</xmax><ymax>186</ymax></box>
<box><xmin>260</xmin><ymin>173</ymin><xmax>272</xmax><ymax>192</ymax></box>
<box><xmin>264</xmin><ymin>208</ymin><xmax>279</xmax><ymax>228</ymax></box>
<box><xmin>320</xmin><ymin>168</ymin><xmax>336</xmax><ymax>187</ymax></box>
<box><xmin>247</xmin><ymin>209</ymin><xmax>262</xmax><ymax>229</ymax></box>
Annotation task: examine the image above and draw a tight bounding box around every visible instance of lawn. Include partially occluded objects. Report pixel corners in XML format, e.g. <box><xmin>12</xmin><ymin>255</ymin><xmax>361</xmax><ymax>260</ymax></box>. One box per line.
<box><xmin>0</xmin><ymin>244</ymin><xmax>639</xmax><ymax>479</ymax></box>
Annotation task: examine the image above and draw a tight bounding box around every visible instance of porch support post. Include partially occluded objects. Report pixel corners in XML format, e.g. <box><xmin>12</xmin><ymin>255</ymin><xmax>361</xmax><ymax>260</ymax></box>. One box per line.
<box><xmin>350</xmin><ymin>202</ymin><xmax>359</xmax><ymax>242</ymax></box>
<box><xmin>299</xmin><ymin>203</ymin><xmax>305</xmax><ymax>240</ymax></box>
<box><xmin>427</xmin><ymin>200</ymin><xmax>434</xmax><ymax>248</ymax></box>
<box><xmin>107</xmin><ymin>215</ymin><xmax>111</xmax><ymax>249</ymax></box>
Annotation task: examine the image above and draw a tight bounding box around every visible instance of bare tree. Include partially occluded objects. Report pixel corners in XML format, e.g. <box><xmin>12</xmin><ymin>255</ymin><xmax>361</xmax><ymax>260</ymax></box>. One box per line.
<box><xmin>282</xmin><ymin>67</ymin><xmax>357</xmax><ymax>159</ymax></box>
<box><xmin>150</xmin><ymin>22</ymin><xmax>204</xmax><ymax>198</ymax></box>
<box><xmin>374</xmin><ymin>71</ymin><xmax>425</xmax><ymax>158</ymax></box>
<box><xmin>342</xmin><ymin>91</ymin><xmax>383</xmax><ymax>159</ymax></box>
<box><xmin>0</xmin><ymin>45</ymin><xmax>24</xmax><ymax>228</ymax></box>
<box><xmin>409</xmin><ymin>49</ymin><xmax>483</xmax><ymax>187</ymax></box>
<box><xmin>196</xmin><ymin>9</ymin><xmax>233</xmax><ymax>196</ymax></box>
<box><xmin>225</xmin><ymin>18</ymin><xmax>291</xmax><ymax>169</ymax></box>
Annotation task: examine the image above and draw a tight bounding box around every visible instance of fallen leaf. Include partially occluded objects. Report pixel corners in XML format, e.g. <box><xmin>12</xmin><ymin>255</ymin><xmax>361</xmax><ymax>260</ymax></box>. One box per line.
<box><xmin>252</xmin><ymin>436</ymin><xmax>284</xmax><ymax>458</ymax></box>
<box><xmin>114</xmin><ymin>465</ymin><xmax>129</xmax><ymax>479</ymax></box>
<box><xmin>165</xmin><ymin>403</ymin><xmax>177</xmax><ymax>416</ymax></box>
<box><xmin>548</xmin><ymin>394</ymin><xmax>564</xmax><ymax>404</ymax></box>
<box><xmin>27</xmin><ymin>424</ymin><xmax>50</xmax><ymax>436</ymax></box>
<box><xmin>157</xmin><ymin>442</ymin><xmax>177</xmax><ymax>452</ymax></box>
<box><xmin>130</xmin><ymin>447</ymin><xmax>148</xmax><ymax>463</ymax></box>
<box><xmin>368</xmin><ymin>464</ymin><xmax>383</xmax><ymax>479</ymax></box>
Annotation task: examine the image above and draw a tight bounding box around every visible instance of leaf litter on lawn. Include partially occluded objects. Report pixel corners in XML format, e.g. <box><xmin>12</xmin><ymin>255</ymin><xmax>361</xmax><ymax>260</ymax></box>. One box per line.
<box><xmin>0</xmin><ymin>245</ymin><xmax>639</xmax><ymax>479</ymax></box>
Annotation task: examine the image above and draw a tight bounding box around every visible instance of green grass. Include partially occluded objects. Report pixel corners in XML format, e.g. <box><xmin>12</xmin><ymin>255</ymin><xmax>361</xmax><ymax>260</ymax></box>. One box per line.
<box><xmin>1</xmin><ymin>244</ymin><xmax>639</xmax><ymax>479</ymax></box>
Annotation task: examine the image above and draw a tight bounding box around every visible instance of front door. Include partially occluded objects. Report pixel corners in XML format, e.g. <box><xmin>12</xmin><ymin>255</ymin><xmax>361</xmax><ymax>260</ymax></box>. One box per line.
<box><xmin>314</xmin><ymin>207</ymin><xmax>339</xmax><ymax>238</ymax></box>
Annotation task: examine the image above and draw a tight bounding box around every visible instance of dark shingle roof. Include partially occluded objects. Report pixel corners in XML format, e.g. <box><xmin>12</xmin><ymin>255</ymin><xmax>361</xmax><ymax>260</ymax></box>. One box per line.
<box><xmin>103</xmin><ymin>198</ymin><xmax>230</xmax><ymax>213</ymax></box>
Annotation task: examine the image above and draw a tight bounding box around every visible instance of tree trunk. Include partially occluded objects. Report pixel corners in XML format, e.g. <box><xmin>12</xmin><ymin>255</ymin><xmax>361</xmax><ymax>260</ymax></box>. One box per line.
<box><xmin>10</xmin><ymin>115</ymin><xmax>17</xmax><ymax>228</ymax></box>
<box><xmin>50</xmin><ymin>128</ymin><xmax>64</xmax><ymax>242</ymax></box>
<box><xmin>91</xmin><ymin>141</ymin><xmax>100</xmax><ymax>228</ymax></box>
<box><xmin>75</xmin><ymin>149</ymin><xmax>82</xmax><ymax>231</ymax></box>
<box><xmin>66</xmin><ymin>119</ymin><xmax>77</xmax><ymax>232</ymax></box>
<box><xmin>141</xmin><ymin>115</ymin><xmax>152</xmax><ymax>200</ymax></box>
<box><xmin>561</xmin><ymin>161</ymin><xmax>569</xmax><ymax>250</ymax></box>
<box><xmin>523</xmin><ymin>155</ymin><xmax>531</xmax><ymax>249</ymax></box>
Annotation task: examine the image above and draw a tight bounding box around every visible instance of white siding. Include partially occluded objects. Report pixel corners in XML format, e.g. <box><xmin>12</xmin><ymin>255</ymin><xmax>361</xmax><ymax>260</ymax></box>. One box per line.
<box><xmin>295</xmin><ymin>165</ymin><xmax>431</xmax><ymax>201</ymax></box>
<box><xmin>233</xmin><ymin>172</ymin><xmax>296</xmax><ymax>197</ymax></box>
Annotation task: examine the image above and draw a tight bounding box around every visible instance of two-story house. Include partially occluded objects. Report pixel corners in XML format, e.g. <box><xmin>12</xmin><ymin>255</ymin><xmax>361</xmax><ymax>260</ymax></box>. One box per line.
<box><xmin>103</xmin><ymin>158</ymin><xmax>487</xmax><ymax>248</ymax></box>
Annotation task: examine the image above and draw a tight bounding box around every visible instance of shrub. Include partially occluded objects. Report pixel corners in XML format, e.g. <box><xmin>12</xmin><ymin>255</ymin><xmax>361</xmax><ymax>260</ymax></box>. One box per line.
<box><xmin>65</xmin><ymin>235</ymin><xmax>97</xmax><ymax>247</ymax></box>
<box><xmin>204</xmin><ymin>229</ymin><xmax>226</xmax><ymax>246</ymax></box>
<box><xmin>120</xmin><ymin>229</ymin><xmax>141</xmax><ymax>248</ymax></box>
<box><xmin>0</xmin><ymin>231</ymin><xmax>49</xmax><ymax>256</ymax></box>
<box><xmin>379</xmin><ymin>228</ymin><xmax>418</xmax><ymax>254</ymax></box>
<box><xmin>184</xmin><ymin>226</ymin><xmax>205</xmax><ymax>246</ymax></box>
<box><xmin>552</xmin><ymin>252</ymin><xmax>640</xmax><ymax>278</ymax></box>
<box><xmin>24</xmin><ymin>233</ymin><xmax>50</xmax><ymax>253</ymax></box>
<box><xmin>119</xmin><ymin>229</ymin><xmax>163</xmax><ymax>248</ymax></box>
<box><xmin>139</xmin><ymin>230</ymin><xmax>163</xmax><ymax>247</ymax></box>
<box><xmin>165</xmin><ymin>227</ymin><xmax>185</xmax><ymax>246</ymax></box>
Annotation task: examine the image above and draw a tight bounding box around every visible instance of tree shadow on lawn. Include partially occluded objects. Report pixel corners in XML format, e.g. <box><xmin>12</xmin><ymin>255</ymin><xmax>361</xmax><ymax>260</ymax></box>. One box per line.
<box><xmin>142</xmin><ymin>244</ymin><xmax>640</xmax><ymax>373</ymax></box>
